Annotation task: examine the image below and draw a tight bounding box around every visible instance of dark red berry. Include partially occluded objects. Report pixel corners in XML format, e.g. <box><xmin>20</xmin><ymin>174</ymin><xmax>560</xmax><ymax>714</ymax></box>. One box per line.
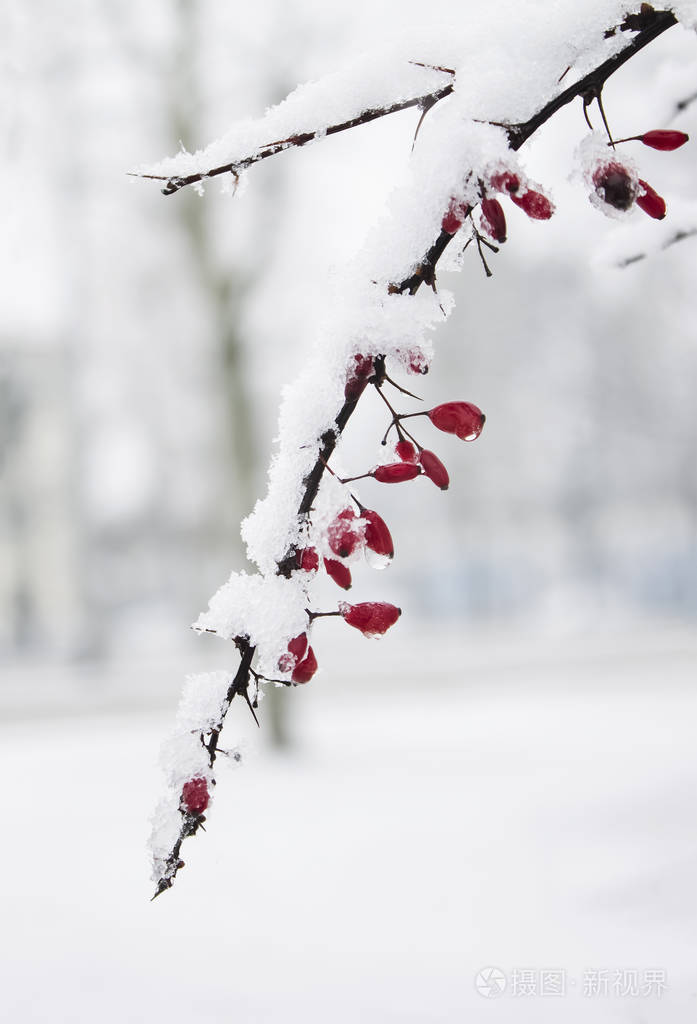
<box><xmin>292</xmin><ymin>646</ymin><xmax>318</xmax><ymax>684</ymax></box>
<box><xmin>428</xmin><ymin>401</ymin><xmax>485</xmax><ymax>441</ymax></box>
<box><xmin>327</xmin><ymin>509</ymin><xmax>362</xmax><ymax>558</ymax></box>
<box><xmin>373</xmin><ymin>463</ymin><xmax>421</xmax><ymax>483</ymax></box>
<box><xmin>637</xmin><ymin>130</ymin><xmax>688</xmax><ymax>151</ymax></box>
<box><xmin>279</xmin><ymin>632</ymin><xmax>309</xmax><ymax>672</ymax></box>
<box><xmin>510</xmin><ymin>189</ymin><xmax>554</xmax><ymax>219</ymax></box>
<box><xmin>324</xmin><ymin>557</ymin><xmax>352</xmax><ymax>590</ymax></box>
<box><xmin>489</xmin><ymin>170</ymin><xmax>520</xmax><ymax>194</ymax></box>
<box><xmin>344</xmin><ymin>354</ymin><xmax>374</xmax><ymax>401</ymax></box>
<box><xmin>407</xmin><ymin>349</ymin><xmax>429</xmax><ymax>375</ymax></box>
<box><xmin>441</xmin><ymin>198</ymin><xmax>470</xmax><ymax>235</ymax></box>
<box><xmin>592</xmin><ymin>163</ymin><xmax>635</xmax><ymax>211</ymax></box>
<box><xmin>396</xmin><ymin>439</ymin><xmax>417</xmax><ymax>463</ymax></box>
<box><xmin>339</xmin><ymin>601</ymin><xmax>401</xmax><ymax>637</ymax></box>
<box><xmin>361</xmin><ymin>508</ymin><xmax>394</xmax><ymax>558</ymax></box>
<box><xmin>181</xmin><ymin>778</ymin><xmax>209</xmax><ymax>816</ymax></box>
<box><xmin>298</xmin><ymin>547</ymin><xmax>319</xmax><ymax>573</ymax></box>
<box><xmin>419</xmin><ymin>449</ymin><xmax>449</xmax><ymax>490</ymax></box>
<box><xmin>287</xmin><ymin>633</ymin><xmax>308</xmax><ymax>660</ymax></box>
<box><xmin>636</xmin><ymin>179</ymin><xmax>666</xmax><ymax>220</ymax></box>
<box><xmin>480</xmin><ymin>198</ymin><xmax>507</xmax><ymax>243</ymax></box>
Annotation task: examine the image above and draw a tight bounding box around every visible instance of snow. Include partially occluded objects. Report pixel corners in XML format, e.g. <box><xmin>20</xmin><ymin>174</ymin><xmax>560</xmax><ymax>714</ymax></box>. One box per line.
<box><xmin>139</xmin><ymin>57</ymin><xmax>450</xmax><ymax>181</ymax></box>
<box><xmin>194</xmin><ymin>572</ymin><xmax>309</xmax><ymax>672</ymax></box>
<box><xmin>140</xmin><ymin>3</ymin><xmax>697</xmax><ymax>185</ymax></box>
<box><xmin>2</xmin><ymin>634</ymin><xmax>696</xmax><ymax>1022</ymax></box>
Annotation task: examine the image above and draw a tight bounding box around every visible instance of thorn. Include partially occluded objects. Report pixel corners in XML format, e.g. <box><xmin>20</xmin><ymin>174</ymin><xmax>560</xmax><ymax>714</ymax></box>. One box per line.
<box><xmin>596</xmin><ymin>89</ymin><xmax>615</xmax><ymax>147</ymax></box>
<box><xmin>383</xmin><ymin>374</ymin><xmax>422</xmax><ymax>400</ymax></box>
<box><xmin>408</xmin><ymin>60</ymin><xmax>455</xmax><ymax>75</ymax></box>
<box><xmin>582</xmin><ymin>94</ymin><xmax>594</xmax><ymax>131</ymax></box>
<box><xmin>243</xmin><ymin>688</ymin><xmax>260</xmax><ymax>728</ymax></box>
<box><xmin>411</xmin><ymin>95</ymin><xmax>441</xmax><ymax>151</ymax></box>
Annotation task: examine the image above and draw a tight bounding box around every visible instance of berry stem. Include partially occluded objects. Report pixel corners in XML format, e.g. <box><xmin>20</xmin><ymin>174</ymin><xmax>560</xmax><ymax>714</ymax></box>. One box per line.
<box><xmin>466</xmin><ymin>211</ymin><xmax>495</xmax><ymax>277</ymax></box>
<box><xmin>337</xmin><ymin>472</ymin><xmax>373</xmax><ymax>484</ymax></box>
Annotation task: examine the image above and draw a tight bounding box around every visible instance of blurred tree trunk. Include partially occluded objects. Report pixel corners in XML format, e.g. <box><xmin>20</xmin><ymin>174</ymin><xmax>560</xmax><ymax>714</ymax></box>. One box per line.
<box><xmin>170</xmin><ymin>0</ymin><xmax>291</xmax><ymax>746</ymax></box>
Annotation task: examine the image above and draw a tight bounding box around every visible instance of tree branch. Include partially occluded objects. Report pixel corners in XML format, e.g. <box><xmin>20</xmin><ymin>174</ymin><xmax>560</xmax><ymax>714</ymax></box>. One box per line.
<box><xmin>618</xmin><ymin>226</ymin><xmax>697</xmax><ymax>267</ymax></box>
<box><xmin>149</xmin><ymin>3</ymin><xmax>682</xmax><ymax>895</ymax></box>
<box><xmin>138</xmin><ymin>8</ymin><xmax>676</xmax><ymax>202</ymax></box>
<box><xmin>152</xmin><ymin>642</ymin><xmax>254</xmax><ymax>898</ymax></box>
<box><xmin>393</xmin><ymin>7</ymin><xmax>678</xmax><ymax>294</ymax></box>
<box><xmin>137</xmin><ymin>86</ymin><xmax>454</xmax><ymax>196</ymax></box>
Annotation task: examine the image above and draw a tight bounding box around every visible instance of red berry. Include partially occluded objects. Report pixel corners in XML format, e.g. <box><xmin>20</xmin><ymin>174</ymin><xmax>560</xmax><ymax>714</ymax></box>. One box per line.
<box><xmin>279</xmin><ymin>631</ymin><xmax>309</xmax><ymax>672</ymax></box>
<box><xmin>298</xmin><ymin>547</ymin><xmax>319</xmax><ymax>573</ymax></box>
<box><xmin>373</xmin><ymin>463</ymin><xmax>421</xmax><ymax>483</ymax></box>
<box><xmin>428</xmin><ymin>401</ymin><xmax>485</xmax><ymax>441</ymax></box>
<box><xmin>396</xmin><ymin>439</ymin><xmax>417</xmax><ymax>463</ymax></box>
<box><xmin>181</xmin><ymin>777</ymin><xmax>209</xmax><ymax>816</ymax></box>
<box><xmin>638</xmin><ymin>130</ymin><xmax>688</xmax><ymax>151</ymax></box>
<box><xmin>480</xmin><ymin>198</ymin><xmax>507</xmax><ymax>243</ymax></box>
<box><xmin>344</xmin><ymin>354</ymin><xmax>374</xmax><ymax>401</ymax></box>
<box><xmin>361</xmin><ymin>508</ymin><xmax>394</xmax><ymax>558</ymax></box>
<box><xmin>407</xmin><ymin>349</ymin><xmax>429</xmax><ymax>375</ymax></box>
<box><xmin>292</xmin><ymin>646</ymin><xmax>318</xmax><ymax>684</ymax></box>
<box><xmin>418</xmin><ymin>449</ymin><xmax>449</xmax><ymax>490</ymax></box>
<box><xmin>592</xmin><ymin>163</ymin><xmax>635</xmax><ymax>211</ymax></box>
<box><xmin>287</xmin><ymin>633</ymin><xmax>308</xmax><ymax>660</ymax></box>
<box><xmin>324</xmin><ymin>557</ymin><xmax>352</xmax><ymax>590</ymax></box>
<box><xmin>339</xmin><ymin>601</ymin><xmax>401</xmax><ymax>637</ymax></box>
<box><xmin>636</xmin><ymin>179</ymin><xmax>666</xmax><ymax>220</ymax></box>
<box><xmin>489</xmin><ymin>170</ymin><xmax>520</xmax><ymax>194</ymax></box>
<box><xmin>441</xmin><ymin>198</ymin><xmax>470</xmax><ymax>235</ymax></box>
<box><xmin>327</xmin><ymin>509</ymin><xmax>362</xmax><ymax>558</ymax></box>
<box><xmin>510</xmin><ymin>189</ymin><xmax>554</xmax><ymax>219</ymax></box>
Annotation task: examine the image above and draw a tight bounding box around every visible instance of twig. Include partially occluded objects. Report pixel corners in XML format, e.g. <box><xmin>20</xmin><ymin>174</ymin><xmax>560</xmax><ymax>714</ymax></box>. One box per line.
<box><xmin>135</xmin><ymin>84</ymin><xmax>454</xmax><ymax>196</ymax></box>
<box><xmin>618</xmin><ymin>226</ymin><xmax>697</xmax><ymax>267</ymax></box>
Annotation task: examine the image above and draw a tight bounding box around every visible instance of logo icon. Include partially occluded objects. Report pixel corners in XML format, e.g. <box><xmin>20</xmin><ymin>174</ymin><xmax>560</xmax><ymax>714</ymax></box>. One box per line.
<box><xmin>475</xmin><ymin>966</ymin><xmax>507</xmax><ymax>999</ymax></box>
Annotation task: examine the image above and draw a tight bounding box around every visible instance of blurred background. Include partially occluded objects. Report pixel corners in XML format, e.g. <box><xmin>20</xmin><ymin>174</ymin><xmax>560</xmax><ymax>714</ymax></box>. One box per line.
<box><xmin>1</xmin><ymin>2</ymin><xmax>696</xmax><ymax>1021</ymax></box>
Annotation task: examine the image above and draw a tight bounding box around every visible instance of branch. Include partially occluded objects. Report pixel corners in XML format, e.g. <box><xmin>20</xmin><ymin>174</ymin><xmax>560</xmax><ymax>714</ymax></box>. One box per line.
<box><xmin>136</xmin><ymin>8</ymin><xmax>676</xmax><ymax>201</ymax></box>
<box><xmin>393</xmin><ymin>7</ymin><xmax>678</xmax><ymax>294</ymax></box>
<box><xmin>152</xmin><ymin>643</ymin><xmax>254</xmax><ymax>898</ymax></box>
<box><xmin>505</xmin><ymin>9</ymin><xmax>677</xmax><ymax>149</ymax></box>
<box><xmin>618</xmin><ymin>226</ymin><xmax>697</xmax><ymax>267</ymax></box>
<box><xmin>148</xmin><ymin>4</ymin><xmax>684</xmax><ymax>896</ymax></box>
<box><xmin>137</xmin><ymin>85</ymin><xmax>454</xmax><ymax>196</ymax></box>
<box><xmin>673</xmin><ymin>88</ymin><xmax>697</xmax><ymax>118</ymax></box>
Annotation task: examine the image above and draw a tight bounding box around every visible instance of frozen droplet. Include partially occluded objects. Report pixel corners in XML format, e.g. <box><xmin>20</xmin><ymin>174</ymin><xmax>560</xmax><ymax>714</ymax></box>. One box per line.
<box><xmin>364</xmin><ymin>546</ymin><xmax>391</xmax><ymax>571</ymax></box>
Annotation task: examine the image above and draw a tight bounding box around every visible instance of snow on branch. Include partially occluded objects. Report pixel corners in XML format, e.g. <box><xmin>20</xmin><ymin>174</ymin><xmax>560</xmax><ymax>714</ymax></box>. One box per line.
<box><xmin>141</xmin><ymin>3</ymin><xmax>694</xmax><ymax>896</ymax></box>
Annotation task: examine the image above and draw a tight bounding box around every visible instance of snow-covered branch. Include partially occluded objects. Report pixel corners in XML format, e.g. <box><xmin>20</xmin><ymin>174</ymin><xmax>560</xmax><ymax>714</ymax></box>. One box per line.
<box><xmin>142</xmin><ymin>2</ymin><xmax>695</xmax><ymax>896</ymax></box>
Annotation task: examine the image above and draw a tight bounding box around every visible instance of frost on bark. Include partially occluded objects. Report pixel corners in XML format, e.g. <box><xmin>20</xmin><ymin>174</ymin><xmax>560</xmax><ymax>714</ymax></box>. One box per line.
<box><xmin>138</xmin><ymin>3</ymin><xmax>693</xmax><ymax>896</ymax></box>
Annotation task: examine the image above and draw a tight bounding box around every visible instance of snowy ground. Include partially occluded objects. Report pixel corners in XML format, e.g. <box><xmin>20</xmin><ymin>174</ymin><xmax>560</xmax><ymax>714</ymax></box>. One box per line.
<box><xmin>2</xmin><ymin>627</ymin><xmax>696</xmax><ymax>1023</ymax></box>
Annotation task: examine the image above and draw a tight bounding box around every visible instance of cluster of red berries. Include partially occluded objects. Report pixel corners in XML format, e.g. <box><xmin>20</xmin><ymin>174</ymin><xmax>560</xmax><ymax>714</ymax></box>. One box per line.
<box><xmin>275</xmin><ymin>375</ymin><xmax>486</xmax><ymax>687</ymax></box>
<box><xmin>592</xmin><ymin>129</ymin><xmax>688</xmax><ymax>220</ymax></box>
<box><xmin>295</xmin><ymin>499</ymin><xmax>393</xmax><ymax>594</ymax></box>
<box><xmin>442</xmin><ymin>170</ymin><xmax>554</xmax><ymax>243</ymax></box>
<box><xmin>441</xmin><ymin>128</ymin><xmax>688</xmax><ymax>250</ymax></box>
<box><xmin>277</xmin><ymin>602</ymin><xmax>402</xmax><ymax>684</ymax></box>
<box><xmin>368</xmin><ymin>399</ymin><xmax>485</xmax><ymax>492</ymax></box>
